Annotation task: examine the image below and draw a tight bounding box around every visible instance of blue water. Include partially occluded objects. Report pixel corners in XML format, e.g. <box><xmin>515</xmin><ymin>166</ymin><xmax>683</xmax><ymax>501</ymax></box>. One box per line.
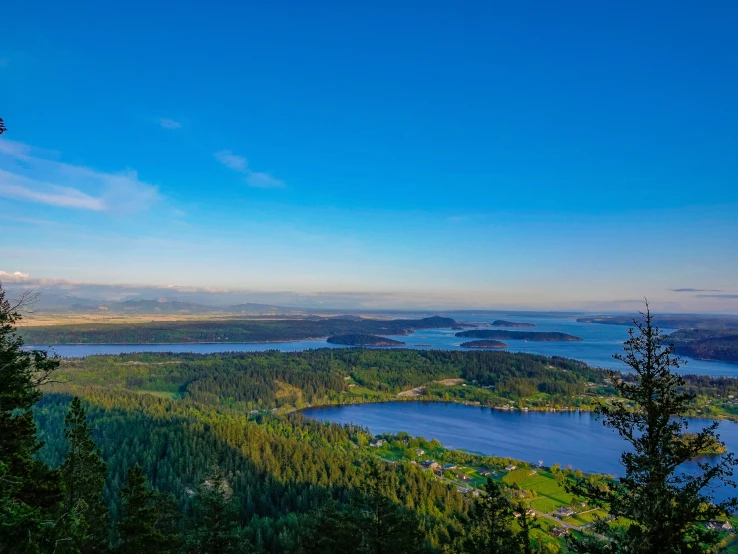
<box><xmin>33</xmin><ymin>313</ymin><xmax>738</xmax><ymax>377</ymax></box>
<box><xmin>306</xmin><ymin>402</ymin><xmax>738</xmax><ymax>501</ymax></box>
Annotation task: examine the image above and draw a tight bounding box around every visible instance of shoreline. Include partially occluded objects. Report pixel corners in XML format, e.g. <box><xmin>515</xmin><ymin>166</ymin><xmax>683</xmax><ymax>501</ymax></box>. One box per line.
<box><xmin>296</xmin><ymin>396</ymin><xmax>738</xmax><ymax>424</ymax></box>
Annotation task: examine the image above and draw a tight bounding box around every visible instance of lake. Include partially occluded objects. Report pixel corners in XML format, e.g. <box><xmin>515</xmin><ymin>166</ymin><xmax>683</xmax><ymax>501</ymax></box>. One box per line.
<box><xmin>305</xmin><ymin>401</ymin><xmax>738</xmax><ymax>501</ymax></box>
<box><xmin>34</xmin><ymin>313</ymin><xmax>738</xmax><ymax>376</ymax></box>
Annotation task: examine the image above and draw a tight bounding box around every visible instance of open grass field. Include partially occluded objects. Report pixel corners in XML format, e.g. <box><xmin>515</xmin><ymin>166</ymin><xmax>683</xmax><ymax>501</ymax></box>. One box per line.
<box><xmin>504</xmin><ymin>468</ymin><xmax>576</xmax><ymax>514</ymax></box>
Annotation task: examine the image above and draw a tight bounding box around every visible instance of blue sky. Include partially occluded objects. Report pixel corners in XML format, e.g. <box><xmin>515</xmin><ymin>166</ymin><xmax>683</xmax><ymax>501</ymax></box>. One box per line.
<box><xmin>1</xmin><ymin>1</ymin><xmax>737</xmax><ymax>311</ymax></box>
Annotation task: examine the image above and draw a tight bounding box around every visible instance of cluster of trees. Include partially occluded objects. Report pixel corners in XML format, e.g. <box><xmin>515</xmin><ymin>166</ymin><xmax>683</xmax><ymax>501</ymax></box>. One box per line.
<box><xmin>669</xmin><ymin>329</ymin><xmax>738</xmax><ymax>363</ymax></box>
<box><xmin>20</xmin><ymin>316</ymin><xmax>457</xmax><ymax>345</ymax></box>
<box><xmin>3</xmin><ymin>279</ymin><xmax>738</xmax><ymax>553</ymax></box>
<box><xmin>57</xmin><ymin>348</ymin><xmax>606</xmax><ymax>410</ymax></box>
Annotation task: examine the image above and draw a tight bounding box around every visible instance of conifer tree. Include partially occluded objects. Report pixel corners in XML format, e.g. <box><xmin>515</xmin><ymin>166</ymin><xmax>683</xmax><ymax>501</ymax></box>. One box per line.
<box><xmin>461</xmin><ymin>478</ymin><xmax>519</xmax><ymax>554</ymax></box>
<box><xmin>61</xmin><ymin>397</ymin><xmax>110</xmax><ymax>552</ymax></box>
<box><xmin>350</xmin><ymin>460</ymin><xmax>424</xmax><ymax>554</ymax></box>
<box><xmin>514</xmin><ymin>501</ymin><xmax>538</xmax><ymax>554</ymax></box>
<box><xmin>0</xmin><ymin>283</ymin><xmax>63</xmax><ymax>552</ymax></box>
<box><xmin>115</xmin><ymin>465</ymin><xmax>180</xmax><ymax>553</ymax></box>
<box><xmin>302</xmin><ymin>501</ymin><xmax>358</xmax><ymax>554</ymax></box>
<box><xmin>185</xmin><ymin>467</ymin><xmax>242</xmax><ymax>553</ymax></box>
<box><xmin>566</xmin><ymin>304</ymin><xmax>738</xmax><ymax>553</ymax></box>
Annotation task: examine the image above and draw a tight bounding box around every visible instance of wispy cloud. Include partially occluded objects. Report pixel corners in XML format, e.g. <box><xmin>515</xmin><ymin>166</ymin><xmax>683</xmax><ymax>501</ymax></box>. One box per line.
<box><xmin>669</xmin><ymin>288</ymin><xmax>722</xmax><ymax>293</ymax></box>
<box><xmin>214</xmin><ymin>150</ymin><xmax>285</xmax><ymax>188</ymax></box>
<box><xmin>247</xmin><ymin>172</ymin><xmax>284</xmax><ymax>189</ymax></box>
<box><xmin>214</xmin><ymin>150</ymin><xmax>248</xmax><ymax>172</ymax></box>
<box><xmin>696</xmin><ymin>294</ymin><xmax>738</xmax><ymax>299</ymax></box>
<box><xmin>159</xmin><ymin>118</ymin><xmax>181</xmax><ymax>129</ymax></box>
<box><xmin>0</xmin><ymin>171</ymin><xmax>105</xmax><ymax>210</ymax></box>
<box><xmin>0</xmin><ymin>139</ymin><xmax>160</xmax><ymax>213</ymax></box>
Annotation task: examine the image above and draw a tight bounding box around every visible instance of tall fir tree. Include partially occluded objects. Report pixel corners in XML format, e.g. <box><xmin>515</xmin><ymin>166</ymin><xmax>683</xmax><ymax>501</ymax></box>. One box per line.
<box><xmin>115</xmin><ymin>465</ymin><xmax>180</xmax><ymax>554</ymax></box>
<box><xmin>460</xmin><ymin>478</ymin><xmax>519</xmax><ymax>554</ymax></box>
<box><xmin>61</xmin><ymin>397</ymin><xmax>110</xmax><ymax>553</ymax></box>
<box><xmin>349</xmin><ymin>460</ymin><xmax>424</xmax><ymax>554</ymax></box>
<box><xmin>566</xmin><ymin>304</ymin><xmax>738</xmax><ymax>553</ymax></box>
<box><xmin>185</xmin><ymin>467</ymin><xmax>242</xmax><ymax>553</ymax></box>
<box><xmin>302</xmin><ymin>501</ymin><xmax>358</xmax><ymax>554</ymax></box>
<box><xmin>0</xmin><ymin>283</ymin><xmax>63</xmax><ymax>552</ymax></box>
<box><xmin>513</xmin><ymin>501</ymin><xmax>538</xmax><ymax>554</ymax></box>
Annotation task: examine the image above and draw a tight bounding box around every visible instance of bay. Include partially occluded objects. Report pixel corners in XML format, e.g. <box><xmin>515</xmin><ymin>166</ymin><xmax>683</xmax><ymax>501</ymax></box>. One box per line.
<box><xmin>305</xmin><ymin>401</ymin><xmax>738</xmax><ymax>501</ymax></box>
<box><xmin>33</xmin><ymin>313</ymin><xmax>738</xmax><ymax>376</ymax></box>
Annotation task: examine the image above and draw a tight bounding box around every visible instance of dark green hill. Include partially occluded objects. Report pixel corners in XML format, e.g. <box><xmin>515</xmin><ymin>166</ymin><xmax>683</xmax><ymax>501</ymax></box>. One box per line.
<box><xmin>669</xmin><ymin>329</ymin><xmax>738</xmax><ymax>363</ymax></box>
<box><xmin>327</xmin><ymin>334</ymin><xmax>405</xmax><ymax>346</ymax></box>
<box><xmin>21</xmin><ymin>315</ymin><xmax>458</xmax><ymax>345</ymax></box>
<box><xmin>455</xmin><ymin>330</ymin><xmax>583</xmax><ymax>341</ymax></box>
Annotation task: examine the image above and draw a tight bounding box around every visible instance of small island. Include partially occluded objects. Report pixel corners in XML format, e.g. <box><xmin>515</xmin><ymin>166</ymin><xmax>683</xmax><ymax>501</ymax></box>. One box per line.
<box><xmin>492</xmin><ymin>320</ymin><xmax>536</xmax><ymax>328</ymax></box>
<box><xmin>455</xmin><ymin>330</ymin><xmax>583</xmax><ymax>341</ymax></box>
<box><xmin>460</xmin><ymin>340</ymin><xmax>509</xmax><ymax>349</ymax></box>
<box><xmin>326</xmin><ymin>334</ymin><xmax>406</xmax><ymax>346</ymax></box>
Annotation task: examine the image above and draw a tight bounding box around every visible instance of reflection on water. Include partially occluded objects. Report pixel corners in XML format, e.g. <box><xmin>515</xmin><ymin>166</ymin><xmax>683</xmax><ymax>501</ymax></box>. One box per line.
<box><xmin>306</xmin><ymin>401</ymin><xmax>738</xmax><ymax>501</ymax></box>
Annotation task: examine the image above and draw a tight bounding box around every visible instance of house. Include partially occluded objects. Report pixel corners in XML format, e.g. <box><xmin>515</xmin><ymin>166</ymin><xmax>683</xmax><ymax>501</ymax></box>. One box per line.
<box><xmin>443</xmin><ymin>463</ymin><xmax>457</xmax><ymax>470</ymax></box>
<box><xmin>480</xmin><ymin>470</ymin><xmax>491</xmax><ymax>476</ymax></box>
<box><xmin>513</xmin><ymin>509</ymin><xmax>535</xmax><ymax>519</ymax></box>
<box><xmin>555</xmin><ymin>506</ymin><xmax>575</xmax><ymax>518</ymax></box>
<box><xmin>550</xmin><ymin>527</ymin><xmax>569</xmax><ymax>538</ymax></box>
<box><xmin>421</xmin><ymin>460</ymin><xmax>441</xmax><ymax>470</ymax></box>
<box><xmin>505</xmin><ymin>465</ymin><xmax>517</xmax><ymax>471</ymax></box>
<box><xmin>706</xmin><ymin>521</ymin><xmax>734</xmax><ymax>531</ymax></box>
<box><xmin>455</xmin><ymin>473</ymin><xmax>470</xmax><ymax>481</ymax></box>
<box><xmin>416</xmin><ymin>448</ymin><xmax>425</xmax><ymax>456</ymax></box>
<box><xmin>369</xmin><ymin>439</ymin><xmax>384</xmax><ymax>447</ymax></box>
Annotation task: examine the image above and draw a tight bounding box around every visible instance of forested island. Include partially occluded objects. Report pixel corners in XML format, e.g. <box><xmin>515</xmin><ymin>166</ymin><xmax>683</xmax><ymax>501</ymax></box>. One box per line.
<box><xmin>491</xmin><ymin>320</ymin><xmax>536</xmax><ymax>328</ymax></box>
<box><xmin>578</xmin><ymin>314</ymin><xmax>738</xmax><ymax>329</ymax></box>
<box><xmin>455</xmin><ymin>330</ymin><xmax>583</xmax><ymax>341</ymax></box>
<box><xmin>20</xmin><ymin>315</ymin><xmax>457</xmax><ymax>345</ymax></box>
<box><xmin>326</xmin><ymin>334</ymin><xmax>405</xmax><ymax>346</ymax></box>
<box><xmin>460</xmin><ymin>340</ymin><xmax>508</xmax><ymax>349</ymax></box>
<box><xmin>669</xmin><ymin>328</ymin><xmax>738</xmax><ymax>363</ymax></box>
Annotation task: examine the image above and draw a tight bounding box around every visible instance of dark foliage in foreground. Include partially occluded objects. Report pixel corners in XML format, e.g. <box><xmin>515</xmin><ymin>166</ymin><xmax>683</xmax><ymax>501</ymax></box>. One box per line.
<box><xmin>566</xmin><ymin>305</ymin><xmax>737</xmax><ymax>553</ymax></box>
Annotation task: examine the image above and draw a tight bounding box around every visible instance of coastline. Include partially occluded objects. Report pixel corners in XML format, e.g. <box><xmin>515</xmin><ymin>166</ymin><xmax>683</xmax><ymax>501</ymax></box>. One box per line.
<box><xmin>295</xmin><ymin>396</ymin><xmax>738</xmax><ymax>424</ymax></box>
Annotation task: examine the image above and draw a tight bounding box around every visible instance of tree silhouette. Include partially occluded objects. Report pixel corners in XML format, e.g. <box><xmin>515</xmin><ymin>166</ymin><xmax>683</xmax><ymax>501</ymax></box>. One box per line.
<box><xmin>566</xmin><ymin>303</ymin><xmax>738</xmax><ymax>553</ymax></box>
<box><xmin>0</xmin><ymin>282</ymin><xmax>63</xmax><ymax>551</ymax></box>
<box><xmin>61</xmin><ymin>397</ymin><xmax>110</xmax><ymax>552</ymax></box>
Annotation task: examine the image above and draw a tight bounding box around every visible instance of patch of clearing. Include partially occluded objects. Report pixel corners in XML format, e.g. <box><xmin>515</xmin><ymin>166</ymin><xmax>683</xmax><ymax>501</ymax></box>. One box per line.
<box><xmin>274</xmin><ymin>380</ymin><xmax>302</xmax><ymax>400</ymax></box>
<box><xmin>436</xmin><ymin>378</ymin><xmax>464</xmax><ymax>386</ymax></box>
<box><xmin>397</xmin><ymin>378</ymin><xmax>464</xmax><ymax>398</ymax></box>
<box><xmin>398</xmin><ymin>386</ymin><xmax>426</xmax><ymax>397</ymax></box>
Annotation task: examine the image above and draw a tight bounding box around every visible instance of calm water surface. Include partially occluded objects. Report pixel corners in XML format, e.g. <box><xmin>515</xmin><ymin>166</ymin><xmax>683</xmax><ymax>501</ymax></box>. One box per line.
<box><xmin>35</xmin><ymin>314</ymin><xmax>738</xmax><ymax>376</ymax></box>
<box><xmin>306</xmin><ymin>401</ymin><xmax>738</xmax><ymax>501</ymax></box>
